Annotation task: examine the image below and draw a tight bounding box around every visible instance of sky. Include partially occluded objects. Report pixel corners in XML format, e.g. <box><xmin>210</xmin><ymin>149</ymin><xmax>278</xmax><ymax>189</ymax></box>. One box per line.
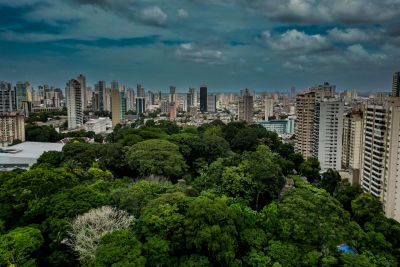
<box><xmin>0</xmin><ymin>0</ymin><xmax>399</xmax><ymax>93</ymax></box>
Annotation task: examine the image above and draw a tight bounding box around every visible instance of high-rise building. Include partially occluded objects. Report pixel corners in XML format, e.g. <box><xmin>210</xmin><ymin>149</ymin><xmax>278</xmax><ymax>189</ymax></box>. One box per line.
<box><xmin>342</xmin><ymin>109</ymin><xmax>363</xmax><ymax>185</ymax></box>
<box><xmin>392</xmin><ymin>72</ymin><xmax>400</xmax><ymax>97</ymax></box>
<box><xmin>111</xmin><ymin>80</ymin><xmax>119</xmax><ymax>90</ymax></box>
<box><xmin>66</xmin><ymin>79</ymin><xmax>84</xmax><ymax>129</ymax></box>
<box><xmin>111</xmin><ymin>89</ymin><xmax>126</xmax><ymax>127</ymax></box>
<box><xmin>169</xmin><ymin>102</ymin><xmax>177</xmax><ymax>119</ymax></box>
<box><xmin>0</xmin><ymin>81</ymin><xmax>16</xmax><ymax>115</ymax></box>
<box><xmin>312</xmin><ymin>99</ymin><xmax>344</xmax><ymax>171</ymax></box>
<box><xmin>200</xmin><ymin>85</ymin><xmax>208</xmax><ymax>112</ymax></box>
<box><xmin>360</xmin><ymin>98</ymin><xmax>400</xmax><ymax>222</ymax></box>
<box><xmin>147</xmin><ymin>91</ymin><xmax>155</xmax><ymax>106</ymax></box>
<box><xmin>125</xmin><ymin>88</ymin><xmax>135</xmax><ymax>111</ymax></box>
<box><xmin>95</xmin><ymin>81</ymin><xmax>107</xmax><ymax>112</ymax></box>
<box><xmin>161</xmin><ymin>100</ymin><xmax>170</xmax><ymax>114</ymax></box>
<box><xmin>15</xmin><ymin>81</ymin><xmax>31</xmax><ymax>110</ymax></box>
<box><xmin>207</xmin><ymin>94</ymin><xmax>217</xmax><ymax>113</ymax></box>
<box><xmin>77</xmin><ymin>74</ymin><xmax>87</xmax><ymax>111</ymax></box>
<box><xmin>264</xmin><ymin>98</ymin><xmax>274</xmax><ymax>121</ymax></box>
<box><xmin>238</xmin><ymin>89</ymin><xmax>254</xmax><ymax>123</ymax></box>
<box><xmin>188</xmin><ymin>88</ymin><xmax>197</xmax><ymax>107</ymax></box>
<box><xmin>169</xmin><ymin>86</ymin><xmax>177</xmax><ymax>103</ymax></box>
<box><xmin>0</xmin><ymin>113</ymin><xmax>25</xmax><ymax>147</ymax></box>
<box><xmin>137</xmin><ymin>84</ymin><xmax>145</xmax><ymax>98</ymax></box>
<box><xmin>136</xmin><ymin>97</ymin><xmax>146</xmax><ymax>114</ymax></box>
<box><xmin>295</xmin><ymin>83</ymin><xmax>335</xmax><ymax>159</ymax></box>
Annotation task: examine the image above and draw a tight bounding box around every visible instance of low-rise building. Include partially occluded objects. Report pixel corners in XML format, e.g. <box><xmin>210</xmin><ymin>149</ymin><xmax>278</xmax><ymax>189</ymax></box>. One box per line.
<box><xmin>0</xmin><ymin>142</ymin><xmax>64</xmax><ymax>170</ymax></box>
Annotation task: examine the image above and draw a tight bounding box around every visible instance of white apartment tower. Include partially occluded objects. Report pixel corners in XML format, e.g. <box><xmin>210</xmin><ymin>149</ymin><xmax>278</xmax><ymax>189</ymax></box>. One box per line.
<box><xmin>66</xmin><ymin>79</ymin><xmax>84</xmax><ymax>129</ymax></box>
<box><xmin>312</xmin><ymin>99</ymin><xmax>344</xmax><ymax>171</ymax></box>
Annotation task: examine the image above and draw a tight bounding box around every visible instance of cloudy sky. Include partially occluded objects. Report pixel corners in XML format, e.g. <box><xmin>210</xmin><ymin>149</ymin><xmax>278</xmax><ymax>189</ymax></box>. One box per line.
<box><xmin>1</xmin><ymin>0</ymin><xmax>399</xmax><ymax>92</ymax></box>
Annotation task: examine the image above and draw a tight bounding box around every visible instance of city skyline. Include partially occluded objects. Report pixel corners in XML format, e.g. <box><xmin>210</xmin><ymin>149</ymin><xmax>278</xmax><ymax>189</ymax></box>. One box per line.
<box><xmin>1</xmin><ymin>0</ymin><xmax>399</xmax><ymax>92</ymax></box>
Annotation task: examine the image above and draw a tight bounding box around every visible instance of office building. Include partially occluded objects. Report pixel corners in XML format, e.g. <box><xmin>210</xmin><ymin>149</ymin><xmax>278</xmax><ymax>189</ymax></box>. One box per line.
<box><xmin>342</xmin><ymin>109</ymin><xmax>363</xmax><ymax>184</ymax></box>
<box><xmin>66</xmin><ymin>79</ymin><xmax>84</xmax><ymax>129</ymax></box>
<box><xmin>94</xmin><ymin>81</ymin><xmax>106</xmax><ymax>112</ymax></box>
<box><xmin>207</xmin><ymin>94</ymin><xmax>217</xmax><ymax>113</ymax></box>
<box><xmin>312</xmin><ymin>99</ymin><xmax>344</xmax><ymax>171</ymax></box>
<box><xmin>137</xmin><ymin>84</ymin><xmax>145</xmax><ymax>98</ymax></box>
<box><xmin>0</xmin><ymin>113</ymin><xmax>25</xmax><ymax>147</ymax></box>
<box><xmin>136</xmin><ymin>97</ymin><xmax>146</xmax><ymax>114</ymax></box>
<box><xmin>0</xmin><ymin>81</ymin><xmax>16</xmax><ymax>114</ymax></box>
<box><xmin>15</xmin><ymin>81</ymin><xmax>31</xmax><ymax>109</ymax></box>
<box><xmin>200</xmin><ymin>85</ymin><xmax>207</xmax><ymax>112</ymax></box>
<box><xmin>238</xmin><ymin>89</ymin><xmax>254</xmax><ymax>123</ymax></box>
<box><xmin>265</xmin><ymin>98</ymin><xmax>274</xmax><ymax>121</ymax></box>
<box><xmin>170</xmin><ymin>86</ymin><xmax>177</xmax><ymax>103</ymax></box>
<box><xmin>188</xmin><ymin>88</ymin><xmax>197</xmax><ymax>107</ymax></box>
<box><xmin>111</xmin><ymin>89</ymin><xmax>126</xmax><ymax>127</ymax></box>
<box><xmin>392</xmin><ymin>72</ymin><xmax>400</xmax><ymax>97</ymax></box>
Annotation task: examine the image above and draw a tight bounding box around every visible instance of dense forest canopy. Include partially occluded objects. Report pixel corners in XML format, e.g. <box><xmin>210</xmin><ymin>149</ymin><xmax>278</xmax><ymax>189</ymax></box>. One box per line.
<box><xmin>1</xmin><ymin>120</ymin><xmax>399</xmax><ymax>266</ymax></box>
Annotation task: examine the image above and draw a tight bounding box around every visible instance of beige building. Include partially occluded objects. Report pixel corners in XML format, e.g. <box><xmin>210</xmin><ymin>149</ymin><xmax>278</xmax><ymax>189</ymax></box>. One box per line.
<box><xmin>341</xmin><ymin>109</ymin><xmax>363</xmax><ymax>184</ymax></box>
<box><xmin>0</xmin><ymin>113</ymin><xmax>25</xmax><ymax>147</ymax></box>
<box><xmin>360</xmin><ymin>97</ymin><xmax>400</xmax><ymax>222</ymax></box>
<box><xmin>295</xmin><ymin>83</ymin><xmax>335</xmax><ymax>159</ymax></box>
<box><xmin>238</xmin><ymin>89</ymin><xmax>253</xmax><ymax>123</ymax></box>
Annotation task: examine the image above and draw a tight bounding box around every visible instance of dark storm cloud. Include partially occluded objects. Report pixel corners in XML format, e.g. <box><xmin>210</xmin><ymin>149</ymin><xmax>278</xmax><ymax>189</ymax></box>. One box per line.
<box><xmin>0</xmin><ymin>0</ymin><xmax>399</xmax><ymax>92</ymax></box>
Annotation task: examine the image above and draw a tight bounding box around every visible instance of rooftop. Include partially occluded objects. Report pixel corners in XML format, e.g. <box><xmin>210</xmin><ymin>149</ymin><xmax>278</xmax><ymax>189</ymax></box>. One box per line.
<box><xmin>0</xmin><ymin>142</ymin><xmax>64</xmax><ymax>159</ymax></box>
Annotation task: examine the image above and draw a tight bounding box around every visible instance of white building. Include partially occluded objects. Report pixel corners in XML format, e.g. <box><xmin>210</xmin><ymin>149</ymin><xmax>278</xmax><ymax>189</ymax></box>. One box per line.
<box><xmin>312</xmin><ymin>99</ymin><xmax>344</xmax><ymax>171</ymax></box>
<box><xmin>0</xmin><ymin>142</ymin><xmax>64</xmax><ymax>170</ymax></box>
<box><xmin>84</xmin><ymin>117</ymin><xmax>111</xmax><ymax>134</ymax></box>
<box><xmin>66</xmin><ymin>79</ymin><xmax>84</xmax><ymax>129</ymax></box>
<box><xmin>207</xmin><ymin>94</ymin><xmax>217</xmax><ymax>113</ymax></box>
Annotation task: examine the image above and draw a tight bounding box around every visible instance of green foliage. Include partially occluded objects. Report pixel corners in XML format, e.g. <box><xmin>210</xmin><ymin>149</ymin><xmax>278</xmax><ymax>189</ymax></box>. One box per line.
<box><xmin>25</xmin><ymin>124</ymin><xmax>61</xmax><ymax>142</ymax></box>
<box><xmin>94</xmin><ymin>230</ymin><xmax>146</xmax><ymax>267</ymax></box>
<box><xmin>0</xmin><ymin>226</ymin><xmax>43</xmax><ymax>266</ymax></box>
<box><xmin>0</xmin><ymin>121</ymin><xmax>398</xmax><ymax>266</ymax></box>
<box><xmin>125</xmin><ymin>139</ymin><xmax>187</xmax><ymax>180</ymax></box>
<box><xmin>299</xmin><ymin>157</ymin><xmax>321</xmax><ymax>182</ymax></box>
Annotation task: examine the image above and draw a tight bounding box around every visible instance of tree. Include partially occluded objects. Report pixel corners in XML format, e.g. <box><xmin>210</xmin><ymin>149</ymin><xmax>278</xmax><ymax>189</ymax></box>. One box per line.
<box><xmin>66</xmin><ymin>206</ymin><xmax>134</xmax><ymax>264</ymax></box>
<box><xmin>35</xmin><ymin>151</ymin><xmax>64</xmax><ymax>168</ymax></box>
<box><xmin>0</xmin><ymin>226</ymin><xmax>44</xmax><ymax>266</ymax></box>
<box><xmin>25</xmin><ymin>124</ymin><xmax>60</xmax><ymax>142</ymax></box>
<box><xmin>125</xmin><ymin>139</ymin><xmax>187</xmax><ymax>180</ymax></box>
<box><xmin>184</xmin><ymin>196</ymin><xmax>238</xmax><ymax>265</ymax></box>
<box><xmin>316</xmin><ymin>169</ymin><xmax>342</xmax><ymax>194</ymax></box>
<box><xmin>94</xmin><ymin>230</ymin><xmax>146</xmax><ymax>267</ymax></box>
<box><xmin>299</xmin><ymin>157</ymin><xmax>321</xmax><ymax>183</ymax></box>
<box><xmin>242</xmin><ymin>145</ymin><xmax>285</xmax><ymax>210</ymax></box>
<box><xmin>351</xmin><ymin>193</ymin><xmax>383</xmax><ymax>225</ymax></box>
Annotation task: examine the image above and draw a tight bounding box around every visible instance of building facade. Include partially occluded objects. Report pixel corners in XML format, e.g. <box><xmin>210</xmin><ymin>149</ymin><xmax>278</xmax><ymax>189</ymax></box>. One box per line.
<box><xmin>200</xmin><ymin>86</ymin><xmax>207</xmax><ymax>112</ymax></box>
<box><xmin>238</xmin><ymin>89</ymin><xmax>253</xmax><ymax>123</ymax></box>
<box><xmin>0</xmin><ymin>113</ymin><xmax>25</xmax><ymax>147</ymax></box>
<box><xmin>312</xmin><ymin>99</ymin><xmax>344</xmax><ymax>171</ymax></box>
<box><xmin>342</xmin><ymin>109</ymin><xmax>363</xmax><ymax>184</ymax></box>
<box><xmin>66</xmin><ymin>79</ymin><xmax>84</xmax><ymax>129</ymax></box>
